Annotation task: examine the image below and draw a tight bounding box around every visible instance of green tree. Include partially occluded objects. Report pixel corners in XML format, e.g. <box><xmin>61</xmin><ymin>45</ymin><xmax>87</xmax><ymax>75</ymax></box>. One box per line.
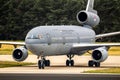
<box><xmin>0</xmin><ymin>0</ymin><xmax>120</xmax><ymax>42</ymax></box>
<box><xmin>94</xmin><ymin>0</ymin><xmax>120</xmax><ymax>42</ymax></box>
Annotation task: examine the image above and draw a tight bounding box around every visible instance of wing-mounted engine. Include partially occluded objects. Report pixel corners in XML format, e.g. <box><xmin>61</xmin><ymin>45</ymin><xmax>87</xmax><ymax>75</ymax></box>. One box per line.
<box><xmin>12</xmin><ymin>46</ymin><xmax>28</xmax><ymax>62</ymax></box>
<box><xmin>77</xmin><ymin>11</ymin><xmax>100</xmax><ymax>27</ymax></box>
<box><xmin>92</xmin><ymin>47</ymin><xmax>108</xmax><ymax>62</ymax></box>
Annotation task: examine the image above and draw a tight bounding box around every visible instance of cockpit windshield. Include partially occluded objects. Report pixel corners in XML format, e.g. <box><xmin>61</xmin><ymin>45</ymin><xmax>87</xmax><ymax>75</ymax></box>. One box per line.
<box><xmin>27</xmin><ymin>35</ymin><xmax>39</xmax><ymax>39</ymax></box>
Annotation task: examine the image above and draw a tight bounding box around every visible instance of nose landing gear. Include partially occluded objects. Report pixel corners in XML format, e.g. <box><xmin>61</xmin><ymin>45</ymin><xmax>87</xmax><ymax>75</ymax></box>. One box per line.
<box><xmin>38</xmin><ymin>56</ymin><xmax>50</xmax><ymax>69</ymax></box>
<box><xmin>66</xmin><ymin>54</ymin><xmax>74</xmax><ymax>66</ymax></box>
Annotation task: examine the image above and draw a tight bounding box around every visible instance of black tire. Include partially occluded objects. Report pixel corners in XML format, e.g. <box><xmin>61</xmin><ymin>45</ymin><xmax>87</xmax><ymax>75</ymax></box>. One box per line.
<box><xmin>45</xmin><ymin>60</ymin><xmax>48</xmax><ymax>66</ymax></box>
<box><xmin>45</xmin><ymin>60</ymin><xmax>50</xmax><ymax>66</ymax></box>
<box><xmin>38</xmin><ymin>60</ymin><xmax>45</xmax><ymax>69</ymax></box>
<box><xmin>47</xmin><ymin>60</ymin><xmax>50</xmax><ymax>66</ymax></box>
<box><xmin>41</xmin><ymin>64</ymin><xmax>45</xmax><ymax>69</ymax></box>
<box><xmin>88</xmin><ymin>60</ymin><xmax>94</xmax><ymax>67</ymax></box>
<box><xmin>70</xmin><ymin>60</ymin><xmax>74</xmax><ymax>66</ymax></box>
<box><xmin>95</xmin><ymin>62</ymin><xmax>100</xmax><ymax>67</ymax></box>
<box><xmin>38</xmin><ymin>60</ymin><xmax>42</xmax><ymax>69</ymax></box>
<box><xmin>66</xmin><ymin>60</ymin><xmax>69</xmax><ymax>66</ymax></box>
<box><xmin>41</xmin><ymin>61</ymin><xmax>45</xmax><ymax>69</ymax></box>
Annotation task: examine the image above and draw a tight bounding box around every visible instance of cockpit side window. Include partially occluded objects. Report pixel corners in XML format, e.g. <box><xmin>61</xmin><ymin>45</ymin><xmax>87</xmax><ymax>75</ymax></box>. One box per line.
<box><xmin>27</xmin><ymin>35</ymin><xmax>39</xmax><ymax>39</ymax></box>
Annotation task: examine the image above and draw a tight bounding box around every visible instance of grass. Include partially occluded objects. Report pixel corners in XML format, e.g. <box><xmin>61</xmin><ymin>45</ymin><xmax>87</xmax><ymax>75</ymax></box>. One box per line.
<box><xmin>0</xmin><ymin>45</ymin><xmax>32</xmax><ymax>55</ymax></box>
<box><xmin>108</xmin><ymin>47</ymin><xmax>120</xmax><ymax>56</ymax></box>
<box><xmin>0</xmin><ymin>45</ymin><xmax>14</xmax><ymax>55</ymax></box>
<box><xmin>84</xmin><ymin>68</ymin><xmax>120</xmax><ymax>74</ymax></box>
<box><xmin>0</xmin><ymin>61</ymin><xmax>35</xmax><ymax>68</ymax></box>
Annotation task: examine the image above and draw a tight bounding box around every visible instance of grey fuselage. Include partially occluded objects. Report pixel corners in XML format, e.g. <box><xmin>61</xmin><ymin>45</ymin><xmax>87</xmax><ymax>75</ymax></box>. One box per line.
<box><xmin>25</xmin><ymin>25</ymin><xmax>95</xmax><ymax>56</ymax></box>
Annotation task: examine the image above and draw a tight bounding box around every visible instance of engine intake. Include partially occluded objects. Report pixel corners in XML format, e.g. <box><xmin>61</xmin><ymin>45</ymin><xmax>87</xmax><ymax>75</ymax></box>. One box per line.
<box><xmin>92</xmin><ymin>47</ymin><xmax>108</xmax><ymax>62</ymax></box>
<box><xmin>77</xmin><ymin>11</ymin><xmax>100</xmax><ymax>27</ymax></box>
<box><xmin>77</xmin><ymin>12</ymin><xmax>87</xmax><ymax>22</ymax></box>
<box><xmin>12</xmin><ymin>46</ymin><xmax>28</xmax><ymax>62</ymax></box>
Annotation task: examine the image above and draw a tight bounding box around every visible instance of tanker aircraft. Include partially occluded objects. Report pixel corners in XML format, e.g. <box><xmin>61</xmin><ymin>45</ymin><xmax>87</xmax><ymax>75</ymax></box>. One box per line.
<box><xmin>0</xmin><ymin>0</ymin><xmax>120</xmax><ymax>69</ymax></box>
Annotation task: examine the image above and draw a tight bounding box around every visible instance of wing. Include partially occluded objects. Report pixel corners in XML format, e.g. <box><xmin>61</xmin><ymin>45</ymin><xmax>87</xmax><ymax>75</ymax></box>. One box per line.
<box><xmin>95</xmin><ymin>31</ymin><xmax>120</xmax><ymax>39</ymax></box>
<box><xmin>0</xmin><ymin>41</ymin><xmax>25</xmax><ymax>48</ymax></box>
<box><xmin>72</xmin><ymin>43</ymin><xmax>120</xmax><ymax>51</ymax></box>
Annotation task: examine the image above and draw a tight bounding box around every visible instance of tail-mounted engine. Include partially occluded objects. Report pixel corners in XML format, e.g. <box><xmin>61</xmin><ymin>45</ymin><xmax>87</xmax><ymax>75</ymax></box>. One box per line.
<box><xmin>12</xmin><ymin>46</ymin><xmax>28</xmax><ymax>62</ymax></box>
<box><xmin>92</xmin><ymin>47</ymin><xmax>108</xmax><ymax>62</ymax></box>
<box><xmin>77</xmin><ymin>11</ymin><xmax>100</xmax><ymax>27</ymax></box>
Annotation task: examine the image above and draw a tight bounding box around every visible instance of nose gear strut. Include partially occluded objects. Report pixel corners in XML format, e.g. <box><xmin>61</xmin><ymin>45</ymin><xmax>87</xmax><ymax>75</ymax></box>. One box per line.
<box><xmin>66</xmin><ymin>54</ymin><xmax>74</xmax><ymax>66</ymax></box>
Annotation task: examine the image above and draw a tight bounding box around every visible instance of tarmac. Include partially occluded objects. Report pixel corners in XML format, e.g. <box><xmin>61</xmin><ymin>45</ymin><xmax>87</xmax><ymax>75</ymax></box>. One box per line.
<box><xmin>0</xmin><ymin>55</ymin><xmax>120</xmax><ymax>74</ymax></box>
<box><xmin>0</xmin><ymin>55</ymin><xmax>120</xmax><ymax>80</ymax></box>
<box><xmin>0</xmin><ymin>73</ymin><xmax>120</xmax><ymax>80</ymax></box>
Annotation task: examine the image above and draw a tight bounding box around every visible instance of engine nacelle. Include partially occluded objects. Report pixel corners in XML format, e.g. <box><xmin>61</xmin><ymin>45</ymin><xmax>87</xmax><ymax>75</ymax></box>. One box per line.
<box><xmin>12</xmin><ymin>46</ymin><xmax>28</xmax><ymax>62</ymax></box>
<box><xmin>77</xmin><ymin>11</ymin><xmax>100</xmax><ymax>27</ymax></box>
<box><xmin>92</xmin><ymin>47</ymin><xmax>108</xmax><ymax>62</ymax></box>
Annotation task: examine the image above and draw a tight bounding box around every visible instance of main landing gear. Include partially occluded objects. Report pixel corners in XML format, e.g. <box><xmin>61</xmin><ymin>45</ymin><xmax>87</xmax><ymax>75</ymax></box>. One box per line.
<box><xmin>38</xmin><ymin>56</ymin><xmax>50</xmax><ymax>69</ymax></box>
<box><xmin>88</xmin><ymin>60</ymin><xmax>100</xmax><ymax>67</ymax></box>
<box><xmin>87</xmin><ymin>51</ymin><xmax>101</xmax><ymax>67</ymax></box>
<box><xmin>66</xmin><ymin>54</ymin><xmax>74</xmax><ymax>66</ymax></box>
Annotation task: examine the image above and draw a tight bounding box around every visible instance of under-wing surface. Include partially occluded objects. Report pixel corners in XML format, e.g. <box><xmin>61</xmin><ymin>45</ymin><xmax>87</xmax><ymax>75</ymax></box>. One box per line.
<box><xmin>0</xmin><ymin>0</ymin><xmax>120</xmax><ymax>69</ymax></box>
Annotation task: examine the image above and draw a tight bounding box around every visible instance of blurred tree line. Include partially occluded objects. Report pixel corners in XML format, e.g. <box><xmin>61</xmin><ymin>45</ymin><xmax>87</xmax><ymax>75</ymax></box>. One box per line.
<box><xmin>0</xmin><ymin>0</ymin><xmax>120</xmax><ymax>42</ymax></box>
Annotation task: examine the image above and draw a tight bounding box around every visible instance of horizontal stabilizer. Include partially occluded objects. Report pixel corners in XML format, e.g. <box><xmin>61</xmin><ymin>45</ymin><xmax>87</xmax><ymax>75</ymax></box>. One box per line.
<box><xmin>96</xmin><ymin>31</ymin><xmax>120</xmax><ymax>39</ymax></box>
